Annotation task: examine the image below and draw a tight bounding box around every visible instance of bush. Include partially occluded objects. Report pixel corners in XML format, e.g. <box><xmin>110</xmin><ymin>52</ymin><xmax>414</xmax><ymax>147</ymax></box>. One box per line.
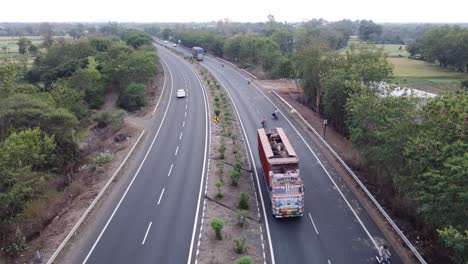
<box><xmin>92</xmin><ymin>110</ymin><xmax>126</xmax><ymax>130</ymax></box>
<box><xmin>230</xmin><ymin>169</ymin><xmax>241</xmax><ymax>186</ymax></box>
<box><xmin>215</xmin><ymin>181</ymin><xmax>224</xmax><ymax>199</ymax></box>
<box><xmin>235</xmin><ymin>256</ymin><xmax>253</xmax><ymax>264</ymax></box>
<box><xmin>94</xmin><ymin>152</ymin><xmax>114</xmax><ymax>167</ymax></box>
<box><xmin>238</xmin><ymin>192</ymin><xmax>249</xmax><ymax>210</ymax></box>
<box><xmin>214</xmin><ymin>108</ymin><xmax>221</xmax><ymax>116</ymax></box>
<box><xmin>214</xmin><ymin>96</ymin><xmax>219</xmax><ymax>102</ymax></box>
<box><xmin>218</xmin><ymin>138</ymin><xmax>226</xmax><ymax>159</ymax></box>
<box><xmin>210</xmin><ymin>217</ymin><xmax>224</xmax><ymax>240</ymax></box>
<box><xmin>4</xmin><ymin>233</ymin><xmax>27</xmax><ymax>257</ymax></box>
<box><xmin>119</xmin><ymin>82</ymin><xmax>147</xmax><ymax>111</ymax></box>
<box><xmin>216</xmin><ymin>161</ymin><xmax>224</xmax><ymax>182</ymax></box>
<box><xmin>233</xmin><ymin>236</ymin><xmax>247</xmax><ymax>254</ymax></box>
<box><xmin>237</xmin><ymin>210</ymin><xmax>248</xmax><ymax>227</ymax></box>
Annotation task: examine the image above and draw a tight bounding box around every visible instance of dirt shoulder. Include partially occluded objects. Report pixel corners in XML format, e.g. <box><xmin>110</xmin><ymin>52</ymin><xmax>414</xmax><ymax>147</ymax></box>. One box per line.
<box><xmin>255</xmin><ymin>79</ymin><xmax>418</xmax><ymax>264</ymax></box>
<box><xmin>13</xmin><ymin>69</ymin><xmax>165</xmax><ymax>264</ymax></box>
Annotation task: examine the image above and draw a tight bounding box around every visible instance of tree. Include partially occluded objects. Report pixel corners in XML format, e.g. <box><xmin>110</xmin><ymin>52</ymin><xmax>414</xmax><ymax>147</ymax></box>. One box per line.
<box><xmin>161</xmin><ymin>28</ymin><xmax>172</xmax><ymax>40</ymax></box>
<box><xmin>49</xmin><ymin>79</ymin><xmax>87</xmax><ymax>118</ymax></box>
<box><xmin>28</xmin><ymin>44</ymin><xmax>39</xmax><ymax>56</ymax></box>
<box><xmin>210</xmin><ymin>217</ymin><xmax>224</xmax><ymax>240</ymax></box>
<box><xmin>68</xmin><ymin>56</ymin><xmax>105</xmax><ymax>109</ymax></box>
<box><xmin>439</xmin><ymin>226</ymin><xmax>468</xmax><ymax>263</ymax></box>
<box><xmin>119</xmin><ymin>82</ymin><xmax>147</xmax><ymax>111</ymax></box>
<box><xmin>17</xmin><ymin>37</ymin><xmax>32</xmax><ymax>55</ymax></box>
<box><xmin>0</xmin><ymin>93</ymin><xmax>79</xmax><ymax>167</ymax></box>
<box><xmin>39</xmin><ymin>23</ymin><xmax>54</xmax><ymax>49</ymax></box>
<box><xmin>358</xmin><ymin>20</ymin><xmax>382</xmax><ymax>42</ymax></box>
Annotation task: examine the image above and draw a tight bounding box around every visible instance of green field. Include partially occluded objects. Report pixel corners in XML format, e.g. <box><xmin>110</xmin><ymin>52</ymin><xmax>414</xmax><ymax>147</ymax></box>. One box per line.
<box><xmin>0</xmin><ymin>36</ymin><xmax>43</xmax><ymax>57</ymax></box>
<box><xmin>389</xmin><ymin>57</ymin><xmax>467</xmax><ymax>93</ymax></box>
<box><xmin>344</xmin><ymin>36</ymin><xmax>467</xmax><ymax>93</ymax></box>
<box><xmin>345</xmin><ymin>36</ymin><xmax>409</xmax><ymax>57</ymax></box>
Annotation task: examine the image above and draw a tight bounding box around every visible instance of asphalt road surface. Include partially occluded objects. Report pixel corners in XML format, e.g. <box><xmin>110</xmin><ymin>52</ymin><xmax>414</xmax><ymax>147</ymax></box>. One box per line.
<box><xmin>184</xmin><ymin>49</ymin><xmax>404</xmax><ymax>264</ymax></box>
<box><xmin>72</xmin><ymin>45</ymin><xmax>209</xmax><ymax>264</ymax></box>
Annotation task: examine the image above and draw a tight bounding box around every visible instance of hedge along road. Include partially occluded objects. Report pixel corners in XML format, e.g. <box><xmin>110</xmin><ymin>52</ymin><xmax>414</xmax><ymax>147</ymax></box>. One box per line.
<box><xmin>66</xmin><ymin>46</ymin><xmax>210</xmax><ymax>264</ymax></box>
<box><xmin>182</xmin><ymin>52</ymin><xmax>404</xmax><ymax>263</ymax></box>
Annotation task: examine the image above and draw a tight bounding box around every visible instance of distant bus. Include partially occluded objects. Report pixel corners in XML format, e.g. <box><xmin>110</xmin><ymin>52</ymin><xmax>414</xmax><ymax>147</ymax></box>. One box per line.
<box><xmin>192</xmin><ymin>47</ymin><xmax>204</xmax><ymax>61</ymax></box>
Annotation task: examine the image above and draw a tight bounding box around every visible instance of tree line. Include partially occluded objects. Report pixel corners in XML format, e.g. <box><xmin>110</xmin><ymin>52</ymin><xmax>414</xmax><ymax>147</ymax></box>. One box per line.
<box><xmin>407</xmin><ymin>26</ymin><xmax>468</xmax><ymax>73</ymax></box>
<box><xmin>0</xmin><ymin>27</ymin><xmax>157</xmax><ymax>257</ymax></box>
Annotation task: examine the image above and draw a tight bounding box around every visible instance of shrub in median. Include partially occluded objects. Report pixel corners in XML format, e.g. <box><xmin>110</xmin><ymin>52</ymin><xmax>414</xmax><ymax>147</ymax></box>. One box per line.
<box><xmin>238</xmin><ymin>192</ymin><xmax>249</xmax><ymax>210</ymax></box>
<box><xmin>210</xmin><ymin>217</ymin><xmax>224</xmax><ymax>240</ymax></box>
<box><xmin>237</xmin><ymin>210</ymin><xmax>248</xmax><ymax>227</ymax></box>
<box><xmin>230</xmin><ymin>169</ymin><xmax>241</xmax><ymax>186</ymax></box>
<box><xmin>215</xmin><ymin>181</ymin><xmax>224</xmax><ymax>199</ymax></box>
<box><xmin>233</xmin><ymin>236</ymin><xmax>247</xmax><ymax>254</ymax></box>
<box><xmin>235</xmin><ymin>256</ymin><xmax>253</xmax><ymax>264</ymax></box>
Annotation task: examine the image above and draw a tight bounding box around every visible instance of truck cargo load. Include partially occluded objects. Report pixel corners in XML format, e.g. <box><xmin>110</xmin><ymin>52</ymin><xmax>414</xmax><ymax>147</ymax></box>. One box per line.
<box><xmin>257</xmin><ymin>128</ymin><xmax>304</xmax><ymax>218</ymax></box>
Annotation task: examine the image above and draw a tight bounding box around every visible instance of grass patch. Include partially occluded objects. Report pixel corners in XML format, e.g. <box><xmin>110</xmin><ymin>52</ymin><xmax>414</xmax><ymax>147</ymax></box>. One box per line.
<box><xmin>389</xmin><ymin>57</ymin><xmax>468</xmax><ymax>78</ymax></box>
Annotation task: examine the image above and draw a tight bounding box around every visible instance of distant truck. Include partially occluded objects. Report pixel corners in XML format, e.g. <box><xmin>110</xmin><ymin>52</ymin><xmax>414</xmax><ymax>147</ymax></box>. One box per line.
<box><xmin>192</xmin><ymin>47</ymin><xmax>204</xmax><ymax>61</ymax></box>
<box><xmin>257</xmin><ymin>128</ymin><xmax>304</xmax><ymax>218</ymax></box>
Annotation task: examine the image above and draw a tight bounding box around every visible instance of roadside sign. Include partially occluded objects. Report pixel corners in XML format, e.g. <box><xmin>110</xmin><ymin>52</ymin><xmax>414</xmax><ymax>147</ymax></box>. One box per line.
<box><xmin>214</xmin><ymin>116</ymin><xmax>220</xmax><ymax>123</ymax></box>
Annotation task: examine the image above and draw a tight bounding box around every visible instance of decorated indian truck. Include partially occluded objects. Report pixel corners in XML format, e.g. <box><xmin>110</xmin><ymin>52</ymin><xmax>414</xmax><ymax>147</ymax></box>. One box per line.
<box><xmin>257</xmin><ymin>127</ymin><xmax>304</xmax><ymax>218</ymax></box>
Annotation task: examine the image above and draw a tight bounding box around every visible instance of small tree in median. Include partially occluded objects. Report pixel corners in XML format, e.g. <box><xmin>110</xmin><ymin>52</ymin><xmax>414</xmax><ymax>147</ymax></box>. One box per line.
<box><xmin>210</xmin><ymin>217</ymin><xmax>224</xmax><ymax>240</ymax></box>
<box><xmin>230</xmin><ymin>169</ymin><xmax>241</xmax><ymax>186</ymax></box>
<box><xmin>235</xmin><ymin>256</ymin><xmax>253</xmax><ymax>264</ymax></box>
<box><xmin>237</xmin><ymin>210</ymin><xmax>248</xmax><ymax>227</ymax></box>
<box><xmin>215</xmin><ymin>181</ymin><xmax>224</xmax><ymax>199</ymax></box>
<box><xmin>233</xmin><ymin>236</ymin><xmax>247</xmax><ymax>254</ymax></box>
<box><xmin>238</xmin><ymin>192</ymin><xmax>249</xmax><ymax>210</ymax></box>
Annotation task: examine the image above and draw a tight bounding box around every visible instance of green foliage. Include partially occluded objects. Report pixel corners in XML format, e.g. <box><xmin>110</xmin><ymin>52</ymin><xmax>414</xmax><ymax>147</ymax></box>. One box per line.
<box><xmin>0</xmin><ymin>60</ymin><xmax>22</xmax><ymax>97</ymax></box>
<box><xmin>416</xmin><ymin>26</ymin><xmax>468</xmax><ymax>72</ymax></box>
<box><xmin>210</xmin><ymin>217</ymin><xmax>224</xmax><ymax>240</ymax></box>
<box><xmin>67</xmin><ymin>56</ymin><xmax>105</xmax><ymax>109</ymax></box>
<box><xmin>218</xmin><ymin>137</ymin><xmax>226</xmax><ymax>159</ymax></box>
<box><xmin>233</xmin><ymin>236</ymin><xmax>247</xmax><ymax>254</ymax></box>
<box><xmin>235</xmin><ymin>256</ymin><xmax>253</xmax><ymax>264</ymax></box>
<box><xmin>0</xmin><ymin>93</ymin><xmax>79</xmax><ymax>167</ymax></box>
<box><xmin>215</xmin><ymin>181</ymin><xmax>224</xmax><ymax>199</ymax></box>
<box><xmin>216</xmin><ymin>161</ymin><xmax>224</xmax><ymax>182</ymax></box>
<box><xmin>121</xmin><ymin>29</ymin><xmax>152</xmax><ymax>49</ymax></box>
<box><xmin>238</xmin><ymin>192</ymin><xmax>249</xmax><ymax>209</ymax></box>
<box><xmin>237</xmin><ymin>210</ymin><xmax>248</xmax><ymax>227</ymax></box>
<box><xmin>92</xmin><ymin>110</ymin><xmax>126</xmax><ymax>131</ymax></box>
<box><xmin>102</xmin><ymin>43</ymin><xmax>158</xmax><ymax>88</ymax></box>
<box><xmin>358</xmin><ymin>20</ymin><xmax>382</xmax><ymax>42</ymax></box>
<box><xmin>230</xmin><ymin>169</ymin><xmax>241</xmax><ymax>186</ymax></box>
<box><xmin>16</xmin><ymin>37</ymin><xmax>32</xmax><ymax>55</ymax></box>
<box><xmin>214</xmin><ymin>108</ymin><xmax>221</xmax><ymax>116</ymax></box>
<box><xmin>119</xmin><ymin>82</ymin><xmax>147</xmax><ymax>111</ymax></box>
<box><xmin>438</xmin><ymin>226</ymin><xmax>468</xmax><ymax>263</ymax></box>
<box><xmin>49</xmin><ymin>79</ymin><xmax>87</xmax><ymax>118</ymax></box>
<box><xmin>93</xmin><ymin>152</ymin><xmax>114</xmax><ymax>167</ymax></box>
<box><xmin>3</xmin><ymin>233</ymin><xmax>27</xmax><ymax>257</ymax></box>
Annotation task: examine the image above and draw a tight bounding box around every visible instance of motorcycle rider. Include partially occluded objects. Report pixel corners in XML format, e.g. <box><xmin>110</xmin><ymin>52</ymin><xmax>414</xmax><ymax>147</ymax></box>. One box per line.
<box><xmin>378</xmin><ymin>244</ymin><xmax>391</xmax><ymax>263</ymax></box>
<box><xmin>261</xmin><ymin>116</ymin><xmax>266</xmax><ymax>128</ymax></box>
<box><xmin>272</xmin><ymin>108</ymin><xmax>279</xmax><ymax>119</ymax></box>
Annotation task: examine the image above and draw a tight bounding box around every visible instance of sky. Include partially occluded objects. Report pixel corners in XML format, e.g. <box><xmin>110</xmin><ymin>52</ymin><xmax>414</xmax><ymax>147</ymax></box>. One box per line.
<box><xmin>1</xmin><ymin>0</ymin><xmax>467</xmax><ymax>23</ymax></box>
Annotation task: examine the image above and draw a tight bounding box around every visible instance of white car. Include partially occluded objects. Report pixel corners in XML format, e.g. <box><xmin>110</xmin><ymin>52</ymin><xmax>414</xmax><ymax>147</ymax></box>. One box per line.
<box><xmin>172</xmin><ymin>43</ymin><xmax>177</xmax><ymax>47</ymax></box>
<box><xmin>176</xmin><ymin>89</ymin><xmax>186</xmax><ymax>98</ymax></box>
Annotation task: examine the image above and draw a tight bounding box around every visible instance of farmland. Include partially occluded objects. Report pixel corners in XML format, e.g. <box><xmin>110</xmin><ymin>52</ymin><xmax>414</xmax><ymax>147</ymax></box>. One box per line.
<box><xmin>0</xmin><ymin>36</ymin><xmax>43</xmax><ymax>57</ymax></box>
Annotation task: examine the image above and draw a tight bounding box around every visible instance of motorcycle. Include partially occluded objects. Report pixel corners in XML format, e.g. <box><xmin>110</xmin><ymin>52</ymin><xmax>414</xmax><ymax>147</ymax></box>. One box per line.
<box><xmin>272</xmin><ymin>112</ymin><xmax>278</xmax><ymax>120</ymax></box>
<box><xmin>376</xmin><ymin>256</ymin><xmax>391</xmax><ymax>264</ymax></box>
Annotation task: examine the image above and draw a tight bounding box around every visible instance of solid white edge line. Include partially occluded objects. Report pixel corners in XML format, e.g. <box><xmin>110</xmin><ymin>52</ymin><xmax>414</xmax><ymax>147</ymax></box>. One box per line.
<box><xmin>152</xmin><ymin>60</ymin><xmax>167</xmax><ymax>116</ymax></box>
<box><xmin>82</xmin><ymin>58</ymin><xmax>175</xmax><ymax>264</ymax></box>
<box><xmin>141</xmin><ymin>222</ymin><xmax>152</xmax><ymax>245</ymax></box>
<box><xmin>175</xmin><ymin>146</ymin><xmax>179</xmax><ymax>156</ymax></box>
<box><xmin>203</xmin><ymin>64</ymin><xmax>275</xmax><ymax>264</ymax></box>
<box><xmin>157</xmin><ymin>188</ymin><xmax>165</xmax><ymax>205</ymax></box>
<box><xmin>308</xmin><ymin>212</ymin><xmax>319</xmax><ymax>235</ymax></box>
<box><xmin>248</xmin><ymin>77</ymin><xmax>381</xmax><ymax>251</ymax></box>
<box><xmin>46</xmin><ymin>130</ymin><xmax>145</xmax><ymax>264</ymax></box>
<box><xmin>168</xmin><ymin>164</ymin><xmax>173</xmax><ymax>177</ymax></box>
<box><xmin>179</xmin><ymin>57</ymin><xmax>210</xmax><ymax>264</ymax></box>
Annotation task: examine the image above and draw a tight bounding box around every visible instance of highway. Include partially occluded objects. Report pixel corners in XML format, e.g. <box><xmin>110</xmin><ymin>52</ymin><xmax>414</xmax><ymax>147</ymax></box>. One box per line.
<box><xmin>175</xmin><ymin>49</ymin><xmax>404</xmax><ymax>264</ymax></box>
<box><xmin>68</xmin><ymin>45</ymin><xmax>209</xmax><ymax>263</ymax></box>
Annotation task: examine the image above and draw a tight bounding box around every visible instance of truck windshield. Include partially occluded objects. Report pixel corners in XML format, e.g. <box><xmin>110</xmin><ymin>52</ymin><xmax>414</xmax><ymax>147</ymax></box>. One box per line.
<box><xmin>289</xmin><ymin>185</ymin><xmax>303</xmax><ymax>194</ymax></box>
<box><xmin>273</xmin><ymin>186</ymin><xmax>286</xmax><ymax>195</ymax></box>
